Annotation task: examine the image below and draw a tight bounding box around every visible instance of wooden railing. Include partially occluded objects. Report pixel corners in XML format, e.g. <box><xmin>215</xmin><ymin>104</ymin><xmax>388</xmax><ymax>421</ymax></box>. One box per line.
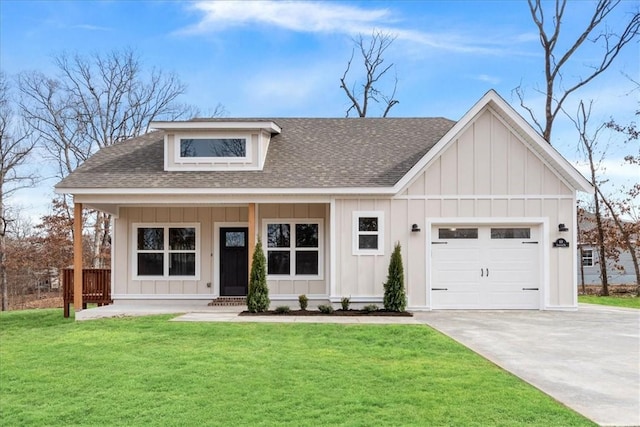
<box><xmin>62</xmin><ymin>269</ymin><xmax>112</xmax><ymax>317</ymax></box>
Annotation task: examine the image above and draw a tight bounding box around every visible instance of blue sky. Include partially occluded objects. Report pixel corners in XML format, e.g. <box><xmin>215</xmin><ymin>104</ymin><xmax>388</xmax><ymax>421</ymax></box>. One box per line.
<box><xmin>1</xmin><ymin>0</ymin><xmax>638</xmax><ymax>223</ymax></box>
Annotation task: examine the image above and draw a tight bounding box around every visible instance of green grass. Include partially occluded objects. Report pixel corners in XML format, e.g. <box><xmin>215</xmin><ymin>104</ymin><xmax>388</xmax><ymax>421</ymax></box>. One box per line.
<box><xmin>0</xmin><ymin>309</ymin><xmax>593</xmax><ymax>426</ymax></box>
<box><xmin>579</xmin><ymin>295</ymin><xmax>640</xmax><ymax>309</ymax></box>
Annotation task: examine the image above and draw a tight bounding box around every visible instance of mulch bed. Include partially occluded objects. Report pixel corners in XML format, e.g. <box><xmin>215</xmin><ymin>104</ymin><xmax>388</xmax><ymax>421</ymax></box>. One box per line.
<box><xmin>240</xmin><ymin>309</ymin><xmax>413</xmax><ymax>317</ymax></box>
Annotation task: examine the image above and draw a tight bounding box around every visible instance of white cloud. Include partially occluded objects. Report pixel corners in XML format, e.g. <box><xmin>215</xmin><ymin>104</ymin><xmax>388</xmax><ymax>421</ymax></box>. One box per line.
<box><xmin>177</xmin><ymin>1</ymin><xmax>533</xmax><ymax>55</ymax></box>
<box><xmin>239</xmin><ymin>61</ymin><xmax>343</xmax><ymax>115</ymax></box>
<box><xmin>180</xmin><ymin>1</ymin><xmax>390</xmax><ymax>35</ymax></box>
<box><xmin>471</xmin><ymin>74</ymin><xmax>501</xmax><ymax>85</ymax></box>
<box><xmin>573</xmin><ymin>158</ymin><xmax>640</xmax><ymax>192</ymax></box>
<box><xmin>71</xmin><ymin>24</ymin><xmax>112</xmax><ymax>32</ymax></box>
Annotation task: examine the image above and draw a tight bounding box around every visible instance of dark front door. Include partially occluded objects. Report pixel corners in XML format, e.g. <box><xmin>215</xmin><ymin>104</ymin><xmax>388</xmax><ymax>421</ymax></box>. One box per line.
<box><xmin>220</xmin><ymin>227</ymin><xmax>249</xmax><ymax>296</ymax></box>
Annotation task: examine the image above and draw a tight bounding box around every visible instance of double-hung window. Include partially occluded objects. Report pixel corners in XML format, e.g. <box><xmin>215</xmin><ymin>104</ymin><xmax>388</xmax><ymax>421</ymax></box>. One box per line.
<box><xmin>353</xmin><ymin>211</ymin><xmax>384</xmax><ymax>255</ymax></box>
<box><xmin>264</xmin><ymin>220</ymin><xmax>323</xmax><ymax>278</ymax></box>
<box><xmin>581</xmin><ymin>249</ymin><xmax>594</xmax><ymax>267</ymax></box>
<box><xmin>134</xmin><ymin>224</ymin><xmax>199</xmax><ymax>279</ymax></box>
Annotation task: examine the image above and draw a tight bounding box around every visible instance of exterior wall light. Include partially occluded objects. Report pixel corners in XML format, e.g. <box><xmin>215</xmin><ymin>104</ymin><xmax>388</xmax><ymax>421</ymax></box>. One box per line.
<box><xmin>411</xmin><ymin>224</ymin><xmax>421</xmax><ymax>232</ymax></box>
<box><xmin>558</xmin><ymin>223</ymin><xmax>569</xmax><ymax>232</ymax></box>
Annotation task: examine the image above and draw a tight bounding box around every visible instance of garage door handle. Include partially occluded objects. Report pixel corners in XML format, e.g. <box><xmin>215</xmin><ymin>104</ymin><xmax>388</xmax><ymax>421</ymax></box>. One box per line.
<box><xmin>432</xmin><ymin>288</ymin><xmax>448</xmax><ymax>291</ymax></box>
<box><xmin>522</xmin><ymin>288</ymin><xmax>539</xmax><ymax>291</ymax></box>
<box><xmin>481</xmin><ymin>268</ymin><xmax>483</xmax><ymax>277</ymax></box>
<box><xmin>486</xmin><ymin>268</ymin><xmax>489</xmax><ymax>277</ymax></box>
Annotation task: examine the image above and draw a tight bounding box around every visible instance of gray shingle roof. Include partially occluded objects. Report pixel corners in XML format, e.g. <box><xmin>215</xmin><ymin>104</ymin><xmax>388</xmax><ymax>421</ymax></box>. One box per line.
<box><xmin>56</xmin><ymin>117</ymin><xmax>456</xmax><ymax>190</ymax></box>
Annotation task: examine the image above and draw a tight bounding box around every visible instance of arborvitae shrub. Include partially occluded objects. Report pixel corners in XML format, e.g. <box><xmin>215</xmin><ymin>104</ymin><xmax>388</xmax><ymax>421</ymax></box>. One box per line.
<box><xmin>247</xmin><ymin>238</ymin><xmax>270</xmax><ymax>312</ymax></box>
<box><xmin>383</xmin><ymin>242</ymin><xmax>407</xmax><ymax>312</ymax></box>
<box><xmin>298</xmin><ymin>294</ymin><xmax>308</xmax><ymax>311</ymax></box>
<box><xmin>340</xmin><ymin>297</ymin><xmax>351</xmax><ymax>310</ymax></box>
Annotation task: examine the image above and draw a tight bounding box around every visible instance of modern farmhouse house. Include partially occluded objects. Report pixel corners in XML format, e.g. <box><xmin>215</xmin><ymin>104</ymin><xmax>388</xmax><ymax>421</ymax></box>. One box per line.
<box><xmin>56</xmin><ymin>90</ymin><xmax>592</xmax><ymax>311</ymax></box>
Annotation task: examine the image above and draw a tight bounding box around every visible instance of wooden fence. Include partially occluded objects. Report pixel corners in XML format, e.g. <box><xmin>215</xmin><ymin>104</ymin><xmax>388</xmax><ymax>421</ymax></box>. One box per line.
<box><xmin>62</xmin><ymin>269</ymin><xmax>112</xmax><ymax>317</ymax></box>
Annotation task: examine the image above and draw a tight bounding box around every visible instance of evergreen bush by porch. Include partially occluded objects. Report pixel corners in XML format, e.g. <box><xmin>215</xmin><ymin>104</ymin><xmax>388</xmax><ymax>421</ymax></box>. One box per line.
<box><xmin>247</xmin><ymin>238</ymin><xmax>270</xmax><ymax>312</ymax></box>
<box><xmin>383</xmin><ymin>242</ymin><xmax>407</xmax><ymax>312</ymax></box>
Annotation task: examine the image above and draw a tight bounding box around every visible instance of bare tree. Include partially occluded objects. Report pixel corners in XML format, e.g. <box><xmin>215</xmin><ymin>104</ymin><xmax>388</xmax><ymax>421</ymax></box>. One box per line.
<box><xmin>340</xmin><ymin>31</ymin><xmax>399</xmax><ymax>118</ymax></box>
<box><xmin>515</xmin><ymin>0</ymin><xmax>639</xmax><ymax>143</ymax></box>
<box><xmin>0</xmin><ymin>72</ymin><xmax>37</xmax><ymax>310</ymax></box>
<box><xmin>18</xmin><ymin>49</ymin><xmax>201</xmax><ymax>268</ymax></box>
<box><xmin>600</xmin><ymin>110</ymin><xmax>640</xmax><ymax>294</ymax></box>
<box><xmin>570</xmin><ymin>100</ymin><xmax>612</xmax><ymax>295</ymax></box>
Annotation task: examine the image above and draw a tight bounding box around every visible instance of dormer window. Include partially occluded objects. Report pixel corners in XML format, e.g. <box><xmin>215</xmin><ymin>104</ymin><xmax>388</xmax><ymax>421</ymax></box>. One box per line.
<box><xmin>150</xmin><ymin>120</ymin><xmax>281</xmax><ymax>172</ymax></box>
<box><xmin>176</xmin><ymin>135</ymin><xmax>251</xmax><ymax>163</ymax></box>
<box><xmin>180</xmin><ymin>138</ymin><xmax>247</xmax><ymax>158</ymax></box>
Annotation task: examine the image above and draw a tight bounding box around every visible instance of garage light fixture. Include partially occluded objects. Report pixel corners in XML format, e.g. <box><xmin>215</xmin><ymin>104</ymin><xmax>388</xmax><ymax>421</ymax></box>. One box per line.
<box><xmin>558</xmin><ymin>223</ymin><xmax>569</xmax><ymax>232</ymax></box>
<box><xmin>411</xmin><ymin>224</ymin><xmax>421</xmax><ymax>232</ymax></box>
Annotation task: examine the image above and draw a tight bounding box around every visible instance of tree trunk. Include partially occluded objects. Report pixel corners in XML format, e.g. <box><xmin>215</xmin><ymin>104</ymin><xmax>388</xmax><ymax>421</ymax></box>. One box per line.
<box><xmin>0</xmin><ymin>232</ymin><xmax>7</xmax><ymax>311</ymax></box>
<box><xmin>92</xmin><ymin>212</ymin><xmax>103</xmax><ymax>268</ymax></box>
<box><xmin>586</xmin><ymin>148</ymin><xmax>609</xmax><ymax>295</ymax></box>
<box><xmin>593</xmin><ymin>192</ymin><xmax>609</xmax><ymax>296</ymax></box>
<box><xmin>0</xmin><ymin>188</ymin><xmax>7</xmax><ymax>311</ymax></box>
<box><xmin>577</xmin><ymin>217</ymin><xmax>586</xmax><ymax>294</ymax></box>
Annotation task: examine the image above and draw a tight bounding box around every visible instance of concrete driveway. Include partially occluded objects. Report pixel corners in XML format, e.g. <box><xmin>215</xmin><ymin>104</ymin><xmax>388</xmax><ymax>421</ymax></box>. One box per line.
<box><xmin>414</xmin><ymin>304</ymin><xmax>640</xmax><ymax>427</ymax></box>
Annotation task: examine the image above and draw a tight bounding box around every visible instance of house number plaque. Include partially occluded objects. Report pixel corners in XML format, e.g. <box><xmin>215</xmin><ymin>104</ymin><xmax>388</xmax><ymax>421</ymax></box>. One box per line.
<box><xmin>553</xmin><ymin>238</ymin><xmax>569</xmax><ymax>248</ymax></box>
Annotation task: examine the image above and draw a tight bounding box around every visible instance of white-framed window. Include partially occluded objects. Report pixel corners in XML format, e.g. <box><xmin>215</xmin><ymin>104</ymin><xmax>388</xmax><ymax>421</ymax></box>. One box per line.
<box><xmin>133</xmin><ymin>223</ymin><xmax>200</xmax><ymax>280</ymax></box>
<box><xmin>263</xmin><ymin>219</ymin><xmax>323</xmax><ymax>279</ymax></box>
<box><xmin>581</xmin><ymin>249</ymin><xmax>594</xmax><ymax>267</ymax></box>
<box><xmin>174</xmin><ymin>133</ymin><xmax>251</xmax><ymax>163</ymax></box>
<box><xmin>353</xmin><ymin>211</ymin><xmax>384</xmax><ymax>255</ymax></box>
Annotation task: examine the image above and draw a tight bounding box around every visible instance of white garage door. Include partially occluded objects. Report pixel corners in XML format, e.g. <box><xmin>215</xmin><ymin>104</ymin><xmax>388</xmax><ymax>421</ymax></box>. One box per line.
<box><xmin>430</xmin><ymin>225</ymin><xmax>541</xmax><ymax>309</ymax></box>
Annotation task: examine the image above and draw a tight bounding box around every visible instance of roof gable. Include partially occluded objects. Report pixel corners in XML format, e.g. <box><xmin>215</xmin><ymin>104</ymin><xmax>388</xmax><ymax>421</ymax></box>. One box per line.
<box><xmin>394</xmin><ymin>90</ymin><xmax>593</xmax><ymax>194</ymax></box>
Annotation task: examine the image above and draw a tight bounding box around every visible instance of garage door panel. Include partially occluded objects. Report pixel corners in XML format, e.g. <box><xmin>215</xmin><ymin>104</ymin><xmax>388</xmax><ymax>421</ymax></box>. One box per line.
<box><xmin>435</xmin><ymin>272</ymin><xmax>481</xmax><ymax>284</ymax></box>
<box><xmin>431</xmin><ymin>224</ymin><xmax>541</xmax><ymax>310</ymax></box>
<box><xmin>480</xmin><ymin>290</ymin><xmax>539</xmax><ymax>309</ymax></box>
<box><xmin>432</xmin><ymin>291</ymin><xmax>480</xmax><ymax>309</ymax></box>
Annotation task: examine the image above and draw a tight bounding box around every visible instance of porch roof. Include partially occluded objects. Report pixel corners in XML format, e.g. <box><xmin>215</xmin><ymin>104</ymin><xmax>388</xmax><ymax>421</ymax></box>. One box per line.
<box><xmin>55</xmin><ymin>117</ymin><xmax>455</xmax><ymax>191</ymax></box>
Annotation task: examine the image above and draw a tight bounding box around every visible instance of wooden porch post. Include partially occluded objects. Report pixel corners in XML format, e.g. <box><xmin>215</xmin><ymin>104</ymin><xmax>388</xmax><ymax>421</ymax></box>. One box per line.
<box><xmin>73</xmin><ymin>202</ymin><xmax>83</xmax><ymax>312</ymax></box>
<box><xmin>248</xmin><ymin>203</ymin><xmax>256</xmax><ymax>280</ymax></box>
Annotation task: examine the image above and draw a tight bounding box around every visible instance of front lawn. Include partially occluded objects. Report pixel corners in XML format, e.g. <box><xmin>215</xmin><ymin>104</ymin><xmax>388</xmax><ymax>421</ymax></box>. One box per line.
<box><xmin>0</xmin><ymin>309</ymin><xmax>593</xmax><ymax>426</ymax></box>
<box><xmin>579</xmin><ymin>295</ymin><xmax>640</xmax><ymax>309</ymax></box>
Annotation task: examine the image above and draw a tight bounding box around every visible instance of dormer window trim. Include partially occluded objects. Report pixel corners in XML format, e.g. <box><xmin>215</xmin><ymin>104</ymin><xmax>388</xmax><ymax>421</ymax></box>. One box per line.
<box><xmin>174</xmin><ymin>132</ymin><xmax>252</xmax><ymax>164</ymax></box>
<box><xmin>150</xmin><ymin>120</ymin><xmax>281</xmax><ymax>134</ymax></box>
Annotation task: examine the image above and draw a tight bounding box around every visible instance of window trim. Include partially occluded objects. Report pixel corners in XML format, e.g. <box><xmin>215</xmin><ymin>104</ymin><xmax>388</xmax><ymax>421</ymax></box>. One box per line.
<box><xmin>581</xmin><ymin>248</ymin><xmax>594</xmax><ymax>268</ymax></box>
<box><xmin>132</xmin><ymin>223</ymin><xmax>201</xmax><ymax>280</ymax></box>
<box><xmin>352</xmin><ymin>211</ymin><xmax>384</xmax><ymax>255</ymax></box>
<box><xmin>174</xmin><ymin>132</ymin><xmax>252</xmax><ymax>163</ymax></box>
<box><xmin>262</xmin><ymin>218</ymin><xmax>324</xmax><ymax>280</ymax></box>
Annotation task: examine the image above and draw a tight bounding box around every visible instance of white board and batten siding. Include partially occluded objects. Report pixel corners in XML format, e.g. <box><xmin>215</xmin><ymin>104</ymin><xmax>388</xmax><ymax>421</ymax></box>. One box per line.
<box><xmin>258</xmin><ymin>203</ymin><xmax>329</xmax><ymax>300</ymax></box>
<box><xmin>113</xmin><ymin>203</ymin><xmax>329</xmax><ymax>304</ymax></box>
<box><xmin>334</xmin><ymin>108</ymin><xmax>577</xmax><ymax>310</ymax></box>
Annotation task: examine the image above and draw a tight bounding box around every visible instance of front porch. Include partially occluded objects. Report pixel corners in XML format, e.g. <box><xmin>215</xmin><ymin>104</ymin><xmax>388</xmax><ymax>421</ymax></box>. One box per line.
<box><xmin>69</xmin><ymin>200</ymin><xmax>332</xmax><ymax>314</ymax></box>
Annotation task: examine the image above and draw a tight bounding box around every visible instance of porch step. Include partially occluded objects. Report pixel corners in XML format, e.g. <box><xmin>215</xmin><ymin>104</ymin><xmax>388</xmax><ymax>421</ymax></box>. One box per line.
<box><xmin>208</xmin><ymin>297</ymin><xmax>247</xmax><ymax>307</ymax></box>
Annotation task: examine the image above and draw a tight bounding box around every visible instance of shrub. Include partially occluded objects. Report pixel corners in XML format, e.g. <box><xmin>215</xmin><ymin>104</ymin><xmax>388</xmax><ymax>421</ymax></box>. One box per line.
<box><xmin>340</xmin><ymin>297</ymin><xmax>351</xmax><ymax>310</ymax></box>
<box><xmin>298</xmin><ymin>294</ymin><xmax>308</xmax><ymax>311</ymax></box>
<box><xmin>383</xmin><ymin>242</ymin><xmax>407</xmax><ymax>312</ymax></box>
<box><xmin>275</xmin><ymin>305</ymin><xmax>290</xmax><ymax>314</ymax></box>
<box><xmin>247</xmin><ymin>238</ymin><xmax>270</xmax><ymax>313</ymax></box>
<box><xmin>363</xmin><ymin>304</ymin><xmax>379</xmax><ymax>313</ymax></box>
<box><xmin>317</xmin><ymin>304</ymin><xmax>334</xmax><ymax>314</ymax></box>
